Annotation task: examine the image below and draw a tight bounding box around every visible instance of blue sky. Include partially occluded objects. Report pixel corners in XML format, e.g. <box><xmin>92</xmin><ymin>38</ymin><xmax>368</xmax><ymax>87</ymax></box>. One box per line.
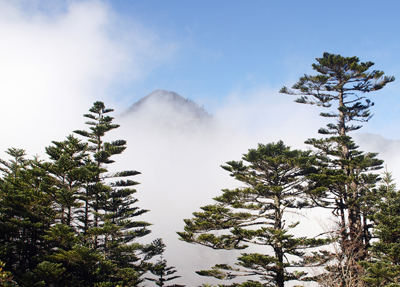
<box><xmin>104</xmin><ymin>1</ymin><xmax>399</xmax><ymax>92</ymax></box>
<box><xmin>110</xmin><ymin>0</ymin><xmax>400</xmax><ymax>136</ymax></box>
<box><xmin>116</xmin><ymin>2</ymin><xmax>397</xmax><ymax>83</ymax></box>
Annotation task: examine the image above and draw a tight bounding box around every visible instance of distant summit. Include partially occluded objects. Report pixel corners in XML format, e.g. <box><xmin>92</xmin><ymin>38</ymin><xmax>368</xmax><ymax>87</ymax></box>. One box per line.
<box><xmin>121</xmin><ymin>89</ymin><xmax>212</xmax><ymax>131</ymax></box>
<box><xmin>122</xmin><ymin>89</ymin><xmax>210</xmax><ymax>119</ymax></box>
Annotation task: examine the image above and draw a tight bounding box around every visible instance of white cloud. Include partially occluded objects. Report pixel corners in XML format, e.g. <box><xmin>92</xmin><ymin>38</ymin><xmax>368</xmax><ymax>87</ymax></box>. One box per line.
<box><xmin>110</xmin><ymin>88</ymin><xmax>333</xmax><ymax>286</ymax></box>
<box><xmin>0</xmin><ymin>0</ymin><xmax>176</xmax><ymax>156</ymax></box>
<box><xmin>113</xmin><ymin>88</ymin><xmax>400</xmax><ymax>286</ymax></box>
<box><xmin>215</xmin><ymin>86</ymin><xmax>329</xmax><ymax>149</ymax></box>
<box><xmin>354</xmin><ymin>133</ymin><xmax>400</xmax><ymax>181</ymax></box>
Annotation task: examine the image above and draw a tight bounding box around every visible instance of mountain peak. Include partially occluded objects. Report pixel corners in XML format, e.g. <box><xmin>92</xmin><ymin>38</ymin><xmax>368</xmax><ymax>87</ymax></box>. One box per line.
<box><xmin>121</xmin><ymin>90</ymin><xmax>212</xmax><ymax>131</ymax></box>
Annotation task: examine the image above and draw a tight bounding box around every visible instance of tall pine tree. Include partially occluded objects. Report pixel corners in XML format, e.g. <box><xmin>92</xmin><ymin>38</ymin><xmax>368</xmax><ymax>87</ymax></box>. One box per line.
<box><xmin>178</xmin><ymin>141</ymin><xmax>327</xmax><ymax>287</ymax></box>
<box><xmin>280</xmin><ymin>52</ymin><xmax>394</xmax><ymax>283</ymax></box>
<box><xmin>68</xmin><ymin>101</ymin><xmax>157</xmax><ymax>285</ymax></box>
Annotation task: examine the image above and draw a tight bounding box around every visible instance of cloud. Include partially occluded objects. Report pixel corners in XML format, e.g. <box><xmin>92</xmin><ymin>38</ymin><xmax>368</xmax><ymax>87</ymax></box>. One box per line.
<box><xmin>354</xmin><ymin>133</ymin><xmax>400</xmax><ymax>181</ymax></box>
<box><xmin>112</xmin><ymin>88</ymin><xmax>400</xmax><ymax>286</ymax></box>
<box><xmin>110</xmin><ymin>88</ymin><xmax>334</xmax><ymax>286</ymax></box>
<box><xmin>0</xmin><ymin>0</ymin><xmax>176</xmax><ymax>156</ymax></box>
<box><xmin>215</xmin><ymin>86</ymin><xmax>330</xmax><ymax>148</ymax></box>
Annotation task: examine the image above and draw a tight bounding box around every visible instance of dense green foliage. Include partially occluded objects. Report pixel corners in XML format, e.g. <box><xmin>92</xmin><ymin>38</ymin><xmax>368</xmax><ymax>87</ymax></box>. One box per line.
<box><xmin>0</xmin><ymin>102</ymin><xmax>181</xmax><ymax>287</ymax></box>
<box><xmin>360</xmin><ymin>172</ymin><xmax>400</xmax><ymax>286</ymax></box>
<box><xmin>0</xmin><ymin>148</ymin><xmax>56</xmax><ymax>285</ymax></box>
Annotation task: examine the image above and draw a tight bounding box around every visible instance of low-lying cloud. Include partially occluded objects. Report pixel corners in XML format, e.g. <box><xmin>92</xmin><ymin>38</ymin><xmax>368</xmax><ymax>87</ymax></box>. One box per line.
<box><xmin>114</xmin><ymin>89</ymin><xmax>400</xmax><ymax>286</ymax></box>
<box><xmin>112</xmin><ymin>89</ymin><xmax>382</xmax><ymax>286</ymax></box>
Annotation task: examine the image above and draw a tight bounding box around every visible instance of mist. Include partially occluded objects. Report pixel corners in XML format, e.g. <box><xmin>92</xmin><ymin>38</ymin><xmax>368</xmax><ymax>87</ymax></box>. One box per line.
<box><xmin>1</xmin><ymin>1</ymin><xmax>400</xmax><ymax>286</ymax></box>
<box><xmin>111</xmin><ymin>89</ymin><xmax>392</xmax><ymax>286</ymax></box>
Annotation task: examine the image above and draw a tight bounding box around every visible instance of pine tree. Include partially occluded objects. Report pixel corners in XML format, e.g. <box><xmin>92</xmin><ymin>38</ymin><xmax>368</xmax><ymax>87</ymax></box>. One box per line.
<box><xmin>41</xmin><ymin>135</ymin><xmax>96</xmax><ymax>286</ymax></box>
<box><xmin>73</xmin><ymin>101</ymin><xmax>124</xmax><ymax>241</ymax></box>
<box><xmin>146</xmin><ymin>253</ymin><xmax>185</xmax><ymax>287</ymax></box>
<box><xmin>280</xmin><ymin>53</ymin><xmax>393</xmax><ymax>272</ymax></box>
<box><xmin>71</xmin><ymin>101</ymin><xmax>159</xmax><ymax>286</ymax></box>
<box><xmin>0</xmin><ymin>148</ymin><xmax>57</xmax><ymax>286</ymax></box>
<box><xmin>178</xmin><ymin>141</ymin><xmax>328</xmax><ymax>287</ymax></box>
<box><xmin>359</xmin><ymin>171</ymin><xmax>400</xmax><ymax>286</ymax></box>
<box><xmin>0</xmin><ymin>101</ymin><xmax>169</xmax><ymax>286</ymax></box>
<box><xmin>45</xmin><ymin>135</ymin><xmax>88</xmax><ymax>227</ymax></box>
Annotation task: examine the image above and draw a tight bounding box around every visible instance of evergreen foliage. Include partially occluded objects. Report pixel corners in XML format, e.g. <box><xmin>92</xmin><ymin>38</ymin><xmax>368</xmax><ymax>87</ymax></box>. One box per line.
<box><xmin>280</xmin><ymin>52</ymin><xmax>394</xmax><ymax>135</ymax></box>
<box><xmin>0</xmin><ymin>148</ymin><xmax>56</xmax><ymax>286</ymax></box>
<box><xmin>73</xmin><ymin>101</ymin><xmax>151</xmax><ymax>258</ymax></box>
<box><xmin>280</xmin><ymin>53</ymin><xmax>393</xmax><ymax>281</ymax></box>
<box><xmin>45</xmin><ymin>135</ymin><xmax>88</xmax><ymax>227</ymax></box>
<box><xmin>146</xmin><ymin>253</ymin><xmax>185</xmax><ymax>287</ymax></box>
<box><xmin>178</xmin><ymin>141</ymin><xmax>328</xmax><ymax>287</ymax></box>
<box><xmin>360</xmin><ymin>172</ymin><xmax>400</xmax><ymax>286</ymax></box>
<box><xmin>0</xmin><ymin>101</ymin><xmax>169</xmax><ymax>286</ymax></box>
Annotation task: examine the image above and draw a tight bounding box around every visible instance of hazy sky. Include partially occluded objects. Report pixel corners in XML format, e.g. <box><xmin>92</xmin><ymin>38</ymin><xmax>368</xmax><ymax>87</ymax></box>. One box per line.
<box><xmin>1</xmin><ymin>0</ymin><xmax>399</xmax><ymax>146</ymax></box>
<box><xmin>1</xmin><ymin>0</ymin><xmax>400</xmax><ymax>286</ymax></box>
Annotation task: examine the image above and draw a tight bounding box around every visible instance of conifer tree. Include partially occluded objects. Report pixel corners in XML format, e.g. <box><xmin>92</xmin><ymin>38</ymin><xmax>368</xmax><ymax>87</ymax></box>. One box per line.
<box><xmin>41</xmin><ymin>135</ymin><xmax>97</xmax><ymax>286</ymax></box>
<box><xmin>74</xmin><ymin>101</ymin><xmax>125</xmax><ymax>240</ymax></box>
<box><xmin>70</xmin><ymin>101</ymin><xmax>159</xmax><ymax>286</ymax></box>
<box><xmin>280</xmin><ymin>52</ymin><xmax>393</xmax><ymax>256</ymax></box>
<box><xmin>45</xmin><ymin>135</ymin><xmax>88</xmax><ymax>227</ymax></box>
<box><xmin>359</xmin><ymin>171</ymin><xmax>400</xmax><ymax>286</ymax></box>
<box><xmin>146</xmin><ymin>254</ymin><xmax>185</xmax><ymax>287</ymax></box>
<box><xmin>0</xmin><ymin>148</ymin><xmax>56</xmax><ymax>286</ymax></box>
<box><xmin>178</xmin><ymin>141</ymin><xmax>327</xmax><ymax>287</ymax></box>
<box><xmin>0</xmin><ymin>101</ymin><xmax>168</xmax><ymax>286</ymax></box>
